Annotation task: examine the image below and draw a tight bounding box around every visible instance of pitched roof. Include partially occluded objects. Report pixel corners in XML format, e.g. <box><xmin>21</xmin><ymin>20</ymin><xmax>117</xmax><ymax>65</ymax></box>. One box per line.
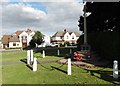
<box><xmin>52</xmin><ymin>31</ymin><xmax>80</xmax><ymax>37</ymax></box>
<box><xmin>9</xmin><ymin>35</ymin><xmax>20</xmax><ymax>42</ymax></box>
<box><xmin>15</xmin><ymin>31</ymin><xmax>23</xmax><ymax>36</ymax></box>
<box><xmin>73</xmin><ymin>32</ymin><xmax>80</xmax><ymax>37</ymax></box>
<box><xmin>15</xmin><ymin>29</ymin><xmax>34</xmax><ymax>35</ymax></box>
<box><xmin>1</xmin><ymin>35</ymin><xmax>20</xmax><ymax>44</ymax></box>
<box><xmin>1</xmin><ymin>35</ymin><xmax>11</xmax><ymax>44</ymax></box>
<box><xmin>52</xmin><ymin>31</ymin><xmax>65</xmax><ymax>37</ymax></box>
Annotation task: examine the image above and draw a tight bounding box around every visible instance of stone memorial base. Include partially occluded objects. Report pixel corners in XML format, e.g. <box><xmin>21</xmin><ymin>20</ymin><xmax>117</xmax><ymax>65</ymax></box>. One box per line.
<box><xmin>81</xmin><ymin>44</ymin><xmax>91</xmax><ymax>52</ymax></box>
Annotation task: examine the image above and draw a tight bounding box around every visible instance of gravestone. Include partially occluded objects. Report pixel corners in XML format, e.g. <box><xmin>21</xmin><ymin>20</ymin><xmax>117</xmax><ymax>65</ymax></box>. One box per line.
<box><xmin>113</xmin><ymin>60</ymin><xmax>118</xmax><ymax>79</ymax></box>
<box><xmin>67</xmin><ymin>58</ymin><xmax>71</xmax><ymax>75</ymax></box>
<box><xmin>57</xmin><ymin>49</ymin><xmax>60</xmax><ymax>56</ymax></box>
<box><xmin>30</xmin><ymin>50</ymin><xmax>34</xmax><ymax>62</ymax></box>
<box><xmin>70</xmin><ymin>49</ymin><xmax>72</xmax><ymax>54</ymax></box>
<box><xmin>27</xmin><ymin>50</ymin><xmax>30</xmax><ymax>64</ymax></box>
<box><xmin>33</xmin><ymin>58</ymin><xmax>37</xmax><ymax>72</ymax></box>
<box><xmin>43</xmin><ymin>50</ymin><xmax>45</xmax><ymax>58</ymax></box>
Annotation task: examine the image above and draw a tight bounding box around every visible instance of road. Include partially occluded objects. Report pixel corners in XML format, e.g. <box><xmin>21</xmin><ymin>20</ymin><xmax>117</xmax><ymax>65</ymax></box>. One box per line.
<box><xmin>0</xmin><ymin>49</ymin><xmax>22</xmax><ymax>52</ymax></box>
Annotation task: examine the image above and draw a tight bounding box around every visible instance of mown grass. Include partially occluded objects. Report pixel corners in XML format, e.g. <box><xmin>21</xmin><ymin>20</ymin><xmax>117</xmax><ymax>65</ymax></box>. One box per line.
<box><xmin>1</xmin><ymin>50</ymin><xmax>120</xmax><ymax>85</ymax></box>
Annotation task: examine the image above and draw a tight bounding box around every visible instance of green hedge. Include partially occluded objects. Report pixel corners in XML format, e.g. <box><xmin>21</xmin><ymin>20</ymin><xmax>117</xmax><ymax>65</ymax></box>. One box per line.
<box><xmin>87</xmin><ymin>31</ymin><xmax>120</xmax><ymax>61</ymax></box>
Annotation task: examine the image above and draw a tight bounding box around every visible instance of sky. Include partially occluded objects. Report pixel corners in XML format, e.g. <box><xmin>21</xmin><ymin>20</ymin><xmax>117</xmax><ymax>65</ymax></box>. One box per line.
<box><xmin>0</xmin><ymin>0</ymin><xmax>84</xmax><ymax>38</ymax></box>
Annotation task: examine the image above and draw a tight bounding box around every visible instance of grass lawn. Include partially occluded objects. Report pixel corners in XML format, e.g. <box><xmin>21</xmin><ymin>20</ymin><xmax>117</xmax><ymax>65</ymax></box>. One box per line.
<box><xmin>1</xmin><ymin>50</ymin><xmax>120</xmax><ymax>85</ymax></box>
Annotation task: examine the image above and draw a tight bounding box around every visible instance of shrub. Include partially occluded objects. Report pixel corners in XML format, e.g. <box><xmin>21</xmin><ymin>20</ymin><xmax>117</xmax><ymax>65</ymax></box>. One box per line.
<box><xmin>64</xmin><ymin>42</ymin><xmax>70</xmax><ymax>46</ymax></box>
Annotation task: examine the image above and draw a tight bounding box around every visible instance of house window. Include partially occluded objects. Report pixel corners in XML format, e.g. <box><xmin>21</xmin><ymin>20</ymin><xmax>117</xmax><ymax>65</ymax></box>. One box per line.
<box><xmin>72</xmin><ymin>36</ymin><xmax>74</xmax><ymax>39</ymax></box>
<box><xmin>13</xmin><ymin>43</ymin><xmax>16</xmax><ymax>46</ymax></box>
<box><xmin>17</xmin><ymin>44</ymin><xmax>19</xmax><ymax>46</ymax></box>
<box><xmin>22</xmin><ymin>36</ymin><xmax>27</xmax><ymax>39</ymax></box>
<box><xmin>66</xmin><ymin>36</ymin><xmax>69</xmax><ymax>39</ymax></box>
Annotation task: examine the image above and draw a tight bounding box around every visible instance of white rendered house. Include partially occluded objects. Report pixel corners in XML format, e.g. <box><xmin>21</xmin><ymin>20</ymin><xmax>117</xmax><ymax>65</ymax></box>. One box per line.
<box><xmin>1</xmin><ymin>29</ymin><xmax>35</xmax><ymax>48</ymax></box>
<box><xmin>52</xmin><ymin>29</ymin><xmax>80</xmax><ymax>44</ymax></box>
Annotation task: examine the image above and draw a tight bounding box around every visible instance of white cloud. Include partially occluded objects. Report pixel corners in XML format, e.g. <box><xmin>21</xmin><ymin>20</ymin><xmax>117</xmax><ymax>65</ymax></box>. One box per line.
<box><xmin>42</xmin><ymin>2</ymin><xmax>83</xmax><ymax>32</ymax></box>
<box><xmin>1</xmin><ymin>1</ymin><xmax>83</xmax><ymax>36</ymax></box>
<box><xmin>2</xmin><ymin>3</ymin><xmax>46</xmax><ymax>33</ymax></box>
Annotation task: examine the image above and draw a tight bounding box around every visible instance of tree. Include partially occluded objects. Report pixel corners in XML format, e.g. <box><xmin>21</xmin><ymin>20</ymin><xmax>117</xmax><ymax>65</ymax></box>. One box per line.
<box><xmin>29</xmin><ymin>31</ymin><xmax>43</xmax><ymax>47</ymax></box>
<box><xmin>78</xmin><ymin>2</ymin><xmax>120</xmax><ymax>33</ymax></box>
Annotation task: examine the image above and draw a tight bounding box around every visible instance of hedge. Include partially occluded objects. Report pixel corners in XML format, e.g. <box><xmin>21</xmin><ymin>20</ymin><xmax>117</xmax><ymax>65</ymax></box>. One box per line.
<box><xmin>87</xmin><ymin>31</ymin><xmax>120</xmax><ymax>61</ymax></box>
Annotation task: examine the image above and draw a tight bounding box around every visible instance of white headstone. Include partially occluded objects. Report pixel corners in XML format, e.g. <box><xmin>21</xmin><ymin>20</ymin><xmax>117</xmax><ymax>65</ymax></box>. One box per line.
<box><xmin>43</xmin><ymin>50</ymin><xmax>45</xmax><ymax>58</ymax></box>
<box><xmin>33</xmin><ymin>58</ymin><xmax>37</xmax><ymax>72</ymax></box>
<box><xmin>67</xmin><ymin>58</ymin><xmax>71</xmax><ymax>75</ymax></box>
<box><xmin>31</xmin><ymin>50</ymin><xmax>34</xmax><ymax>62</ymax></box>
<box><xmin>27</xmin><ymin>50</ymin><xmax>30</xmax><ymax>64</ymax></box>
<box><xmin>70</xmin><ymin>49</ymin><xmax>72</xmax><ymax>54</ymax></box>
<box><xmin>57</xmin><ymin>49</ymin><xmax>60</xmax><ymax>56</ymax></box>
<box><xmin>58</xmin><ymin>44</ymin><xmax>60</xmax><ymax>47</ymax></box>
<box><xmin>113</xmin><ymin>60</ymin><xmax>118</xmax><ymax>79</ymax></box>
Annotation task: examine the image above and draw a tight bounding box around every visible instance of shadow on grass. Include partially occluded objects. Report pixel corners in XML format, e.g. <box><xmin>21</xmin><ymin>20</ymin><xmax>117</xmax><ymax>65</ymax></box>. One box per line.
<box><xmin>20</xmin><ymin>58</ymin><xmax>27</xmax><ymax>64</ymax></box>
<box><xmin>26</xmin><ymin>64</ymin><xmax>33</xmax><ymax>70</ymax></box>
<box><xmin>51</xmin><ymin>66</ymin><xmax>67</xmax><ymax>74</ymax></box>
<box><xmin>85</xmin><ymin>69</ymin><xmax>120</xmax><ymax>85</ymax></box>
<box><xmin>20</xmin><ymin>59</ymin><xmax>33</xmax><ymax>71</ymax></box>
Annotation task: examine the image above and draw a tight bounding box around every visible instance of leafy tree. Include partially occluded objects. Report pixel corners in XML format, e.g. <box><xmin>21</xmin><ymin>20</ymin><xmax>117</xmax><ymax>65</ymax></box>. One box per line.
<box><xmin>78</xmin><ymin>2</ymin><xmax>120</xmax><ymax>33</ymax></box>
<box><xmin>29</xmin><ymin>31</ymin><xmax>43</xmax><ymax>47</ymax></box>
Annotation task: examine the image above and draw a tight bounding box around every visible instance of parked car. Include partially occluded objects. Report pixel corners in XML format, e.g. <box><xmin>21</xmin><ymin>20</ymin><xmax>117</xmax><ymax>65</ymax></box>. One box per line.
<box><xmin>69</xmin><ymin>43</ymin><xmax>77</xmax><ymax>46</ymax></box>
<box><xmin>38</xmin><ymin>43</ymin><xmax>46</xmax><ymax>47</ymax></box>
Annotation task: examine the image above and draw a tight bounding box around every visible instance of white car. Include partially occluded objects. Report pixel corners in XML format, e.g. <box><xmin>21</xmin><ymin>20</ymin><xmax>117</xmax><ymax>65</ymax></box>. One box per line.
<box><xmin>50</xmin><ymin>44</ymin><xmax>58</xmax><ymax>47</ymax></box>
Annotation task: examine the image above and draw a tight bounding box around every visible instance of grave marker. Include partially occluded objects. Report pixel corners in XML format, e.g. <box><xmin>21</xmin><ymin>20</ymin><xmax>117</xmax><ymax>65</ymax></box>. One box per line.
<box><xmin>113</xmin><ymin>60</ymin><xmax>118</xmax><ymax>79</ymax></box>
<box><xmin>31</xmin><ymin>50</ymin><xmax>34</xmax><ymax>62</ymax></box>
<box><xmin>27</xmin><ymin>50</ymin><xmax>30</xmax><ymax>64</ymax></box>
<box><xmin>67</xmin><ymin>58</ymin><xmax>71</xmax><ymax>75</ymax></box>
<box><xmin>70</xmin><ymin>49</ymin><xmax>72</xmax><ymax>54</ymax></box>
<box><xmin>43</xmin><ymin>50</ymin><xmax>45</xmax><ymax>58</ymax></box>
<box><xmin>33</xmin><ymin>58</ymin><xmax>37</xmax><ymax>72</ymax></box>
<box><xmin>57</xmin><ymin>49</ymin><xmax>60</xmax><ymax>56</ymax></box>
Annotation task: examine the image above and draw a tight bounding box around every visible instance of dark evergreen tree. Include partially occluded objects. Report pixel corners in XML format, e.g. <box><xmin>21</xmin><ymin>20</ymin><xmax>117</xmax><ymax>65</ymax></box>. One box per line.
<box><xmin>78</xmin><ymin>2</ymin><xmax>120</xmax><ymax>33</ymax></box>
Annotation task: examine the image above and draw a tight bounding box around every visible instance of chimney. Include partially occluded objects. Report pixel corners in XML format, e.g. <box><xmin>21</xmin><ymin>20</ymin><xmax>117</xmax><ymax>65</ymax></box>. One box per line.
<box><xmin>64</xmin><ymin>29</ymin><xmax>67</xmax><ymax>33</ymax></box>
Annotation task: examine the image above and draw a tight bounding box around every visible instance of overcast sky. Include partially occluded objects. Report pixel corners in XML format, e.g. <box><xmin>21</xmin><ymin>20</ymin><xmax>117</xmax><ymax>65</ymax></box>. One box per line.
<box><xmin>0</xmin><ymin>0</ymin><xmax>84</xmax><ymax>38</ymax></box>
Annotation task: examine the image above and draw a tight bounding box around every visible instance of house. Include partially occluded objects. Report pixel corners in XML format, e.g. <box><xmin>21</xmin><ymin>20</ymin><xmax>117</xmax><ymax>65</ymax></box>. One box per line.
<box><xmin>1</xmin><ymin>29</ymin><xmax>35</xmax><ymax>48</ymax></box>
<box><xmin>51</xmin><ymin>29</ymin><xmax>80</xmax><ymax>44</ymax></box>
<box><xmin>43</xmin><ymin>35</ymin><xmax>51</xmax><ymax>45</ymax></box>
